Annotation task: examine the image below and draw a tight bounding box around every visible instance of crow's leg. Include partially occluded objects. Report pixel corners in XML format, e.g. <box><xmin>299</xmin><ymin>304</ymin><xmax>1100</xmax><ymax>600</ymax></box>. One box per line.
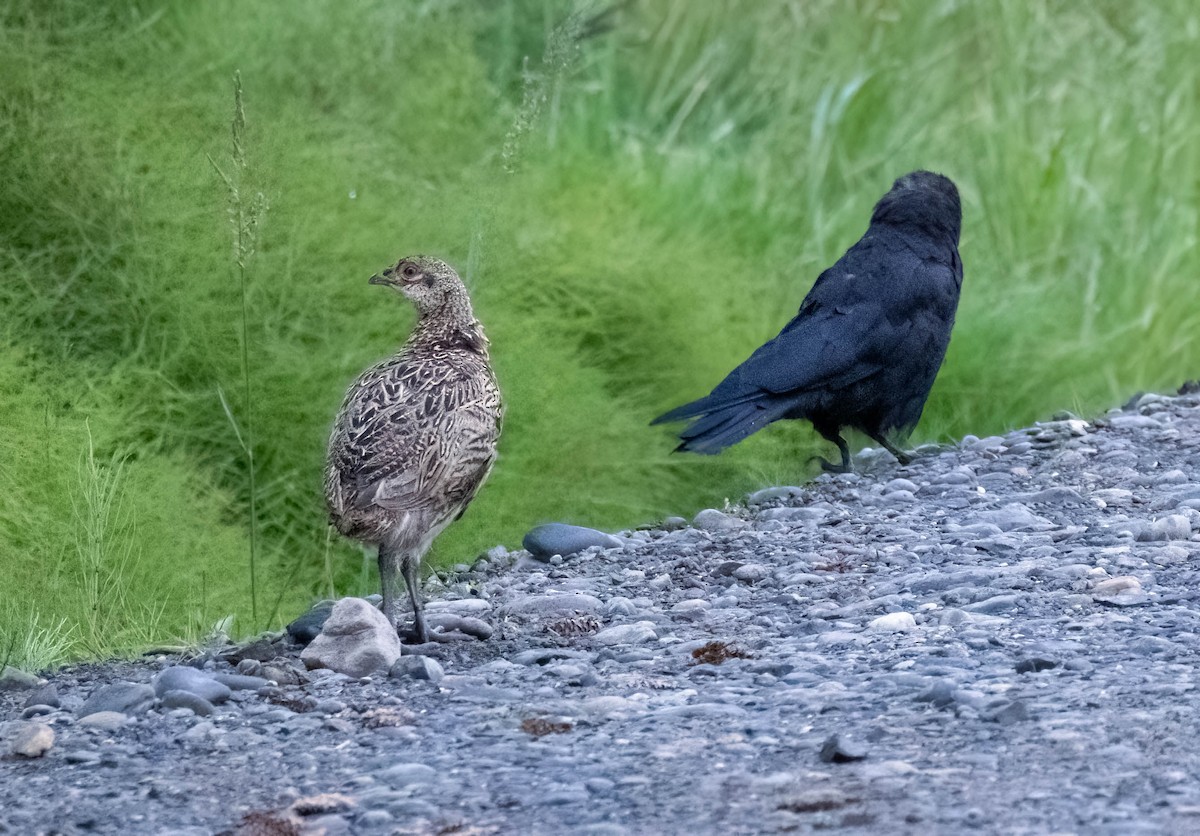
<box><xmin>401</xmin><ymin>554</ymin><xmax>428</xmax><ymax>644</ymax></box>
<box><xmin>869</xmin><ymin>433</ymin><xmax>913</xmax><ymax>465</ymax></box>
<box><xmin>378</xmin><ymin>543</ymin><xmax>406</xmax><ymax>632</ymax></box>
<box><xmin>812</xmin><ymin>425</ymin><xmax>852</xmax><ymax>473</ymax></box>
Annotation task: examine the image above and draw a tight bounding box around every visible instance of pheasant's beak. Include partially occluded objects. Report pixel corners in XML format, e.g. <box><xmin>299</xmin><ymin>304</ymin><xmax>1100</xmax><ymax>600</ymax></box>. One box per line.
<box><xmin>369</xmin><ymin>273</ymin><xmax>396</xmax><ymax>286</ymax></box>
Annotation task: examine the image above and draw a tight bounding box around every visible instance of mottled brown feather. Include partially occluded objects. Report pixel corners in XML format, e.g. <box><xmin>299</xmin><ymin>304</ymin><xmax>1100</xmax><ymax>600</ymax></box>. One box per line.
<box><xmin>324</xmin><ymin>258</ymin><xmax>502</xmax><ymax>555</ymax></box>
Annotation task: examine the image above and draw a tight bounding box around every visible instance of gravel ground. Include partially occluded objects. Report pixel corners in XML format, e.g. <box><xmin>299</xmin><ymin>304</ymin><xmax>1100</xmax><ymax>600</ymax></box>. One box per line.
<box><xmin>3</xmin><ymin>388</ymin><xmax>1200</xmax><ymax>835</ymax></box>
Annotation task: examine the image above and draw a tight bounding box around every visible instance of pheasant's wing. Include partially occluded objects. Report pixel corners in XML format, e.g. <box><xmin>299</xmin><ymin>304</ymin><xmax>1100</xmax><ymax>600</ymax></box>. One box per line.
<box><xmin>328</xmin><ymin>354</ymin><xmax>501</xmax><ymax>519</ymax></box>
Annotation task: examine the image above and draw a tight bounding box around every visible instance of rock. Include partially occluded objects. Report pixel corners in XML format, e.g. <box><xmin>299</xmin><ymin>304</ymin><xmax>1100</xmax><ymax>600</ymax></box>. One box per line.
<box><xmin>982</xmin><ymin>699</ymin><xmax>1029</xmax><ymax>724</ymax></box>
<box><xmin>1015</xmin><ymin>657</ymin><xmax>1059</xmax><ymax>673</ymax></box>
<box><xmin>226</xmin><ymin>637</ymin><xmax>279</xmax><ymax>663</ymax></box>
<box><xmin>390</xmin><ymin>655</ymin><xmax>445</xmax><ymax>683</ymax></box>
<box><xmin>160</xmin><ymin>690</ymin><xmax>216</xmax><ymax>716</ymax></box>
<box><xmin>9</xmin><ymin>722</ymin><xmax>54</xmax><ymax>758</ymax></box>
<box><xmin>1109</xmin><ymin>414</ymin><xmax>1163</xmax><ymax>430</ymax></box>
<box><xmin>503</xmin><ymin>592</ymin><xmax>604</xmax><ymax>617</ymax></box>
<box><xmin>380</xmin><ymin>762</ymin><xmax>438</xmax><ymax>787</ymax></box>
<box><xmin>966</xmin><ymin>504</ymin><xmax>1053</xmax><ymax>532</ymax></box>
<box><xmin>819</xmin><ymin>734</ymin><xmax>869</xmax><ymax>763</ymax></box>
<box><xmin>522</xmin><ymin>523</ymin><xmax>622</xmax><ymax>559</ymax></box>
<box><xmin>732</xmin><ymin>563</ymin><xmax>771</xmax><ymax>583</ymax></box>
<box><xmin>212</xmin><ymin>673</ymin><xmax>273</xmax><ymax>691</ymax></box>
<box><xmin>1092</xmin><ymin>576</ymin><xmax>1149</xmax><ymax>606</ymax></box>
<box><xmin>287</xmin><ymin>600</ymin><xmax>335</xmax><ymax>645</ymax></box>
<box><xmin>747</xmin><ymin>486</ymin><xmax>805</xmax><ymax>504</ymax></box>
<box><xmin>77</xmin><ymin>711</ymin><xmax>130</xmax><ymax>730</ymax></box>
<box><xmin>758</xmin><ymin>506</ymin><xmax>829</xmax><ymax>524</ymax></box>
<box><xmin>962</xmin><ymin>594</ymin><xmax>1022</xmax><ymax>614</ymax></box>
<box><xmin>20</xmin><ymin>705</ymin><xmax>55</xmax><ymax>719</ymax></box>
<box><xmin>511</xmin><ymin>648</ymin><xmax>590</xmax><ymax>666</ymax></box>
<box><xmin>693</xmin><ymin>508</ymin><xmax>745</xmax><ymax>531</ymax></box>
<box><xmin>154</xmin><ymin>667</ymin><xmax>232</xmax><ymax>704</ymax></box>
<box><xmin>426</xmin><ymin>612</ymin><xmax>493</xmax><ymax>640</ymax></box>
<box><xmin>260</xmin><ymin>665</ymin><xmax>301</xmax><ymax>686</ymax></box>
<box><xmin>426</xmin><ymin>598</ymin><xmax>493</xmax><ymax>616</ymax></box>
<box><xmin>300</xmin><ymin>597</ymin><xmax>403</xmax><ymax>678</ymax></box>
<box><xmin>886</xmin><ymin>478</ymin><xmax>921</xmax><ymax>493</ymax></box>
<box><xmin>78</xmin><ymin>682</ymin><xmax>156</xmax><ymax>718</ymax></box>
<box><xmin>0</xmin><ymin>666</ymin><xmax>40</xmax><ymax>691</ymax></box>
<box><xmin>916</xmin><ymin>680</ymin><xmax>958</xmax><ymax>707</ymax></box>
<box><xmin>593</xmin><ymin>622</ymin><xmax>657</xmax><ymax>646</ymax></box>
<box><xmin>1137</xmin><ymin>515</ymin><xmax>1192</xmax><ymax>541</ymax></box>
<box><xmin>23</xmin><ymin>683</ymin><xmax>60</xmax><ymax>709</ymax></box>
<box><xmin>670</xmin><ymin>599</ymin><xmax>710</xmax><ymax>621</ymax></box>
<box><xmin>869</xmin><ymin>612</ymin><xmax>917</xmax><ymax>632</ymax></box>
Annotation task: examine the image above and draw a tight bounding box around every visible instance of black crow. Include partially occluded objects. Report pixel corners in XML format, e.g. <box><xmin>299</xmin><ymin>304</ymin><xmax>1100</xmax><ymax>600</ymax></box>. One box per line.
<box><xmin>652</xmin><ymin>170</ymin><xmax>963</xmax><ymax>472</ymax></box>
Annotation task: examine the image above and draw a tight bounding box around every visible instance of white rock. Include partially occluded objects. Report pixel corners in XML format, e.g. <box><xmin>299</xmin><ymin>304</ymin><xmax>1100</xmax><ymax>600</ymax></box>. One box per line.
<box><xmin>9</xmin><ymin>722</ymin><xmax>54</xmax><ymax>758</ymax></box>
<box><xmin>1091</xmin><ymin>576</ymin><xmax>1142</xmax><ymax>595</ymax></box>
<box><xmin>693</xmin><ymin>508</ymin><xmax>745</xmax><ymax>531</ymax></box>
<box><xmin>869</xmin><ymin>612</ymin><xmax>917</xmax><ymax>632</ymax></box>
<box><xmin>1138</xmin><ymin>515</ymin><xmax>1192</xmax><ymax>542</ymax></box>
<box><xmin>77</xmin><ymin>711</ymin><xmax>128</xmax><ymax>731</ymax></box>
<box><xmin>594</xmin><ymin>622</ymin><xmax>657</xmax><ymax>646</ymax></box>
<box><xmin>732</xmin><ymin>563</ymin><xmax>771</xmax><ymax>583</ymax></box>
<box><xmin>301</xmin><ymin>597</ymin><xmax>403</xmax><ymax>678</ymax></box>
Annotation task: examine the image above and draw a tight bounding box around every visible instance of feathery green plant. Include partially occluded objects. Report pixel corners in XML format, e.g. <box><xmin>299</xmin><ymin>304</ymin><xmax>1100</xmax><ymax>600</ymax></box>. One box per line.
<box><xmin>209</xmin><ymin>71</ymin><xmax>269</xmax><ymax>628</ymax></box>
<box><xmin>0</xmin><ymin>609</ymin><xmax>76</xmax><ymax>674</ymax></box>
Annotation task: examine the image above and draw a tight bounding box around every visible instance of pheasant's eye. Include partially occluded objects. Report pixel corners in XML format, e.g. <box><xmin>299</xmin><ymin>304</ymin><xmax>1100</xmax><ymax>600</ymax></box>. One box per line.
<box><xmin>401</xmin><ymin>264</ymin><xmax>419</xmax><ymax>280</ymax></box>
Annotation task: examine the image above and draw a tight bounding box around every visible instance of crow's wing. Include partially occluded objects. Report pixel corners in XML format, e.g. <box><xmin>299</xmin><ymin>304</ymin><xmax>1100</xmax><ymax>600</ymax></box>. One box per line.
<box><xmin>721</xmin><ymin>236</ymin><xmax>956</xmax><ymax>399</ymax></box>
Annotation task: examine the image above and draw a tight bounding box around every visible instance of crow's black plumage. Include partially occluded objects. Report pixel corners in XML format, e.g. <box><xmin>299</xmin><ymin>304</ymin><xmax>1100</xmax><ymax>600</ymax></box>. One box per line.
<box><xmin>652</xmin><ymin>170</ymin><xmax>963</xmax><ymax>472</ymax></box>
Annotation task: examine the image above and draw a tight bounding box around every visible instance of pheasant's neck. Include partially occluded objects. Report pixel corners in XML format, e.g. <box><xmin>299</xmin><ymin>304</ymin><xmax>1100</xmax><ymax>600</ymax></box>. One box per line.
<box><xmin>409</xmin><ymin>302</ymin><xmax>489</xmax><ymax>356</ymax></box>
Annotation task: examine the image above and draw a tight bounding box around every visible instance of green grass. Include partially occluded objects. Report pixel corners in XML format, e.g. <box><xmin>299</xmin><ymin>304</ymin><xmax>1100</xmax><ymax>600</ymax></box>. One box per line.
<box><xmin>1</xmin><ymin>0</ymin><xmax>1197</xmax><ymax>666</ymax></box>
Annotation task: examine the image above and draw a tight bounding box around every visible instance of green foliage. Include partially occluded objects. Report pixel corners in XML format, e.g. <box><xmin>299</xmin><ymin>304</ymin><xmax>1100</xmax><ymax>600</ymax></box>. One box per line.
<box><xmin>1</xmin><ymin>0</ymin><xmax>1197</xmax><ymax>664</ymax></box>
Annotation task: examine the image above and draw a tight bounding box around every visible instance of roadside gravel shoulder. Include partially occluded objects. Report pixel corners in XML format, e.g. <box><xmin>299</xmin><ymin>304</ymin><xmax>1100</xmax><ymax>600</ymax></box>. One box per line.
<box><xmin>2</xmin><ymin>389</ymin><xmax>1199</xmax><ymax>835</ymax></box>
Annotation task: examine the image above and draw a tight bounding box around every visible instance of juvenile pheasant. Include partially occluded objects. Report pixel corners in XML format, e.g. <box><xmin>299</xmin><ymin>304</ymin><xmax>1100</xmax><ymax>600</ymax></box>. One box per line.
<box><xmin>325</xmin><ymin>256</ymin><xmax>502</xmax><ymax>643</ymax></box>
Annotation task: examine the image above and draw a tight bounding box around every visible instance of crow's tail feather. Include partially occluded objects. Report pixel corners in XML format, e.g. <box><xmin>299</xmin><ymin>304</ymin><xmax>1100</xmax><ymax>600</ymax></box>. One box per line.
<box><xmin>652</xmin><ymin>390</ymin><xmax>763</xmax><ymax>426</ymax></box>
<box><xmin>672</xmin><ymin>400</ymin><xmax>789</xmax><ymax>454</ymax></box>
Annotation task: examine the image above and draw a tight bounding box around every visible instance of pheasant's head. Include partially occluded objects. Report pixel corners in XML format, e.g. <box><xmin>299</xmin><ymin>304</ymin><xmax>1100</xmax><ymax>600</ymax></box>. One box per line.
<box><xmin>369</xmin><ymin>255</ymin><xmax>465</xmax><ymax>316</ymax></box>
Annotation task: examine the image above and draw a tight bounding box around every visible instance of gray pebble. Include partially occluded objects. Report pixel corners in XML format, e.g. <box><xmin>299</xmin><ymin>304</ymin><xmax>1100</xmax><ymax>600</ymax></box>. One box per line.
<box><xmin>154</xmin><ymin>667</ymin><xmax>232</xmax><ymax>704</ymax></box>
<box><xmin>819</xmin><ymin>733</ymin><xmax>869</xmax><ymax>763</ymax></box>
<box><xmin>390</xmin><ymin>655</ymin><xmax>445</xmax><ymax>683</ymax></box>
<box><xmin>1137</xmin><ymin>514</ymin><xmax>1192</xmax><ymax>541</ymax></box>
<box><xmin>732</xmin><ymin>563</ymin><xmax>771</xmax><ymax>583</ymax></box>
<box><xmin>523</xmin><ymin>523</ymin><xmax>622</xmax><ymax>559</ymax></box>
<box><xmin>982</xmin><ymin>699</ymin><xmax>1030</xmax><ymax>724</ymax></box>
<box><xmin>962</xmin><ymin>594</ymin><xmax>1022</xmax><ymax>614</ymax></box>
<box><xmin>64</xmin><ymin>749</ymin><xmax>102</xmax><ymax>765</ymax></box>
<box><xmin>0</xmin><ymin>666</ymin><xmax>40</xmax><ymax>691</ymax></box>
<box><xmin>916</xmin><ymin>680</ymin><xmax>958</xmax><ymax>707</ymax></box>
<box><xmin>693</xmin><ymin>508</ymin><xmax>745</xmax><ymax>531</ymax></box>
<box><xmin>379</xmin><ymin>762</ymin><xmax>438</xmax><ymax>787</ymax></box>
<box><xmin>159</xmin><ymin>690</ymin><xmax>215</xmax><ymax>716</ymax></box>
<box><xmin>212</xmin><ymin>672</ymin><xmax>274</xmax><ymax>691</ymax></box>
<box><xmin>23</xmin><ymin>683</ymin><xmax>60</xmax><ymax>709</ymax></box>
<box><xmin>78</xmin><ymin>682</ymin><xmax>156</xmax><ymax>718</ymax></box>
<box><xmin>20</xmin><ymin>704</ymin><xmax>56</xmax><ymax>719</ymax></box>
<box><xmin>286</xmin><ymin>600</ymin><xmax>334</xmax><ymax>645</ymax></box>
<box><xmin>77</xmin><ymin>711</ymin><xmax>129</xmax><ymax>731</ymax></box>
<box><xmin>593</xmin><ymin>623</ymin><xmax>657</xmax><ymax>646</ymax></box>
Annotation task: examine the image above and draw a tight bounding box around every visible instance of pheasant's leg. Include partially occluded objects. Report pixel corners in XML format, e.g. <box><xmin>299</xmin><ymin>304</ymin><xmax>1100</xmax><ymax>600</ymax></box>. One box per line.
<box><xmin>401</xmin><ymin>555</ymin><xmax>427</xmax><ymax>644</ymax></box>
<box><xmin>377</xmin><ymin>543</ymin><xmax>405</xmax><ymax>632</ymax></box>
